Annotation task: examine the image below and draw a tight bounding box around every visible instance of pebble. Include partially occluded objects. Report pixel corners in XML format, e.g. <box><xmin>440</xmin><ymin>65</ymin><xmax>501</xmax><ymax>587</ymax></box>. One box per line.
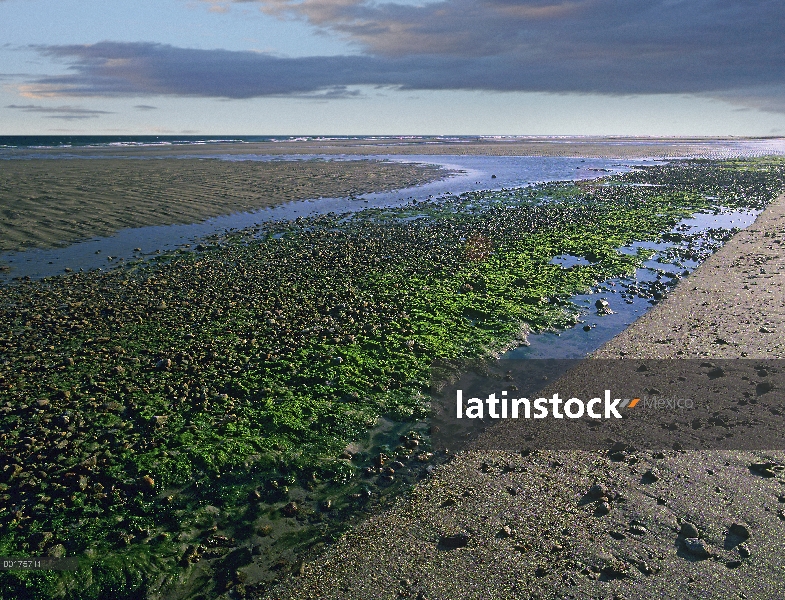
<box><xmin>439</xmin><ymin>532</ymin><xmax>469</xmax><ymax>549</ymax></box>
<box><xmin>498</xmin><ymin>526</ymin><xmax>513</xmax><ymax>538</ymax></box>
<box><xmin>729</xmin><ymin>523</ymin><xmax>750</xmax><ymax>540</ymax></box>
<box><xmin>587</xmin><ymin>483</ymin><xmax>609</xmax><ymax>499</ymax></box>
<box><xmin>680</xmin><ymin>522</ymin><xmax>699</xmax><ymax>538</ymax></box>
<box><xmin>683</xmin><ymin>537</ymin><xmax>711</xmax><ymax>558</ymax></box>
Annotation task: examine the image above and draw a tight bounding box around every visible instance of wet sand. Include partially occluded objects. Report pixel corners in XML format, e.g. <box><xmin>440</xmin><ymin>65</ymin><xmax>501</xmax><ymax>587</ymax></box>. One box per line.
<box><xmin>268</xmin><ymin>195</ymin><xmax>785</xmax><ymax>599</ymax></box>
<box><xmin>0</xmin><ymin>158</ymin><xmax>447</xmax><ymax>253</ymax></box>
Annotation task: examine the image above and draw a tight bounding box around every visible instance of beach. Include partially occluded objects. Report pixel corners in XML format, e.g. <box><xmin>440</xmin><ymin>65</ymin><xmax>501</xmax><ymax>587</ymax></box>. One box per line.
<box><xmin>0</xmin><ymin>157</ymin><xmax>447</xmax><ymax>253</ymax></box>
<box><xmin>1</xmin><ymin>143</ymin><xmax>784</xmax><ymax>599</ymax></box>
<box><xmin>269</xmin><ymin>194</ymin><xmax>785</xmax><ymax>600</ymax></box>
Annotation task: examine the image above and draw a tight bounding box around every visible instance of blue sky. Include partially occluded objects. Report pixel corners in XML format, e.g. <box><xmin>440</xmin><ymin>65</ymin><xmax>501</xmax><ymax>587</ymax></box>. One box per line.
<box><xmin>2</xmin><ymin>0</ymin><xmax>785</xmax><ymax>136</ymax></box>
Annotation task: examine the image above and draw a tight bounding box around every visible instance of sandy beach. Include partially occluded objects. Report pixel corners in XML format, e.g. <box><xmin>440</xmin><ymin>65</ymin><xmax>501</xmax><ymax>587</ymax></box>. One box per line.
<box><xmin>0</xmin><ymin>157</ymin><xmax>447</xmax><ymax>253</ymax></box>
<box><xmin>1</xmin><ymin>150</ymin><xmax>784</xmax><ymax>600</ymax></box>
<box><xmin>268</xmin><ymin>195</ymin><xmax>785</xmax><ymax>599</ymax></box>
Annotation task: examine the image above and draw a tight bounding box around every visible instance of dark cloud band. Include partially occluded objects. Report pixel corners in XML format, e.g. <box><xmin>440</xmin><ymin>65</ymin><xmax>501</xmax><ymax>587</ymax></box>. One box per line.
<box><xmin>19</xmin><ymin>0</ymin><xmax>785</xmax><ymax>111</ymax></box>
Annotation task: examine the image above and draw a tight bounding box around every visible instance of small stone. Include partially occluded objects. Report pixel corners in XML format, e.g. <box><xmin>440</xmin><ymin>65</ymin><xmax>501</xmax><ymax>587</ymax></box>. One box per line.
<box><xmin>439</xmin><ymin>532</ymin><xmax>469</xmax><ymax>549</ymax></box>
<box><xmin>628</xmin><ymin>524</ymin><xmax>648</xmax><ymax>536</ymax></box>
<box><xmin>596</xmin><ymin>501</ymin><xmax>611</xmax><ymax>516</ymax></box>
<box><xmin>642</xmin><ymin>468</ymin><xmax>660</xmax><ymax>482</ymax></box>
<box><xmin>587</xmin><ymin>483</ymin><xmax>609</xmax><ymax>499</ymax></box>
<box><xmin>707</xmin><ymin>366</ymin><xmax>725</xmax><ymax>379</ymax></box>
<box><xmin>684</xmin><ymin>537</ymin><xmax>711</xmax><ymax>558</ymax></box>
<box><xmin>738</xmin><ymin>543</ymin><xmax>751</xmax><ymax>558</ymax></box>
<box><xmin>281</xmin><ymin>502</ymin><xmax>299</xmax><ymax>517</ymax></box>
<box><xmin>139</xmin><ymin>475</ymin><xmax>155</xmax><ymax>493</ymax></box>
<box><xmin>680</xmin><ymin>522</ymin><xmax>699</xmax><ymax>538</ymax></box>
<box><xmin>156</xmin><ymin>358</ymin><xmax>172</xmax><ymax>370</ymax></box>
<box><xmin>498</xmin><ymin>526</ymin><xmax>513</xmax><ymax>538</ymax></box>
<box><xmin>750</xmin><ymin>462</ymin><xmax>777</xmax><ymax>477</ymax></box>
<box><xmin>729</xmin><ymin>523</ymin><xmax>750</xmax><ymax>540</ymax></box>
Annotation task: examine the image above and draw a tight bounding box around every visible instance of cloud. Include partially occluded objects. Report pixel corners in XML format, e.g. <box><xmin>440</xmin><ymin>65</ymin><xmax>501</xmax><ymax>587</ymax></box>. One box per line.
<box><xmin>18</xmin><ymin>0</ymin><xmax>785</xmax><ymax>111</ymax></box>
<box><xmin>6</xmin><ymin>103</ymin><xmax>114</xmax><ymax>119</ymax></box>
<box><xmin>134</xmin><ymin>104</ymin><xmax>158</xmax><ymax>110</ymax></box>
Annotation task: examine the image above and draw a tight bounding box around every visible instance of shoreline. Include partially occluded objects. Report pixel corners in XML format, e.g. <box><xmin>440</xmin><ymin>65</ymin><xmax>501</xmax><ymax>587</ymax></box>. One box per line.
<box><xmin>3</xmin><ymin>136</ymin><xmax>785</xmax><ymax>160</ymax></box>
<box><xmin>268</xmin><ymin>195</ymin><xmax>785</xmax><ymax>599</ymax></box>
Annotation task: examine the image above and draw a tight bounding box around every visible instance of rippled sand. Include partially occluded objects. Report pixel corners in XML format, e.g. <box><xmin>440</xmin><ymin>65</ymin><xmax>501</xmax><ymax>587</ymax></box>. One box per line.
<box><xmin>0</xmin><ymin>158</ymin><xmax>447</xmax><ymax>253</ymax></box>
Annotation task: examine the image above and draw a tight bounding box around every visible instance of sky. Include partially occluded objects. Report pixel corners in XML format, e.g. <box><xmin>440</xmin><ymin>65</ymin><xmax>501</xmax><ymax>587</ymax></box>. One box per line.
<box><xmin>1</xmin><ymin>0</ymin><xmax>785</xmax><ymax>136</ymax></box>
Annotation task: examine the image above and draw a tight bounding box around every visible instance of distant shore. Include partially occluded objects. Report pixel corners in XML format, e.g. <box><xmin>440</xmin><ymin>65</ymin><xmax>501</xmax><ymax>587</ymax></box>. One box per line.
<box><xmin>3</xmin><ymin>135</ymin><xmax>784</xmax><ymax>160</ymax></box>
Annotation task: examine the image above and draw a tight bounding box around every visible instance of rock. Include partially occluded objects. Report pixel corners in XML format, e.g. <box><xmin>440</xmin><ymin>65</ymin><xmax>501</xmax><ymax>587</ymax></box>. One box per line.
<box><xmin>156</xmin><ymin>358</ymin><xmax>172</xmax><ymax>370</ymax></box>
<box><xmin>439</xmin><ymin>532</ymin><xmax>470</xmax><ymax>549</ymax></box>
<box><xmin>680</xmin><ymin>522</ymin><xmax>700</xmax><ymax>538</ymax></box>
<box><xmin>642</xmin><ymin>468</ymin><xmax>660</xmax><ymax>483</ymax></box>
<box><xmin>729</xmin><ymin>523</ymin><xmax>750</xmax><ymax>540</ymax></box>
<box><xmin>281</xmin><ymin>502</ymin><xmax>299</xmax><ymax>517</ymax></box>
<box><xmin>587</xmin><ymin>483</ymin><xmax>609</xmax><ymax>499</ymax></box>
<box><xmin>707</xmin><ymin>366</ymin><xmax>725</xmax><ymax>379</ymax></box>
<box><xmin>750</xmin><ymin>462</ymin><xmax>778</xmax><ymax>477</ymax></box>
<box><xmin>497</xmin><ymin>526</ymin><xmax>513</xmax><ymax>538</ymax></box>
<box><xmin>756</xmin><ymin>381</ymin><xmax>775</xmax><ymax>395</ymax></box>
<box><xmin>628</xmin><ymin>524</ymin><xmax>648</xmax><ymax>536</ymax></box>
<box><xmin>596</xmin><ymin>501</ymin><xmax>611</xmax><ymax>516</ymax></box>
<box><xmin>139</xmin><ymin>475</ymin><xmax>155</xmax><ymax>493</ymax></box>
<box><xmin>684</xmin><ymin>537</ymin><xmax>711</xmax><ymax>558</ymax></box>
<box><xmin>47</xmin><ymin>544</ymin><xmax>66</xmax><ymax>558</ymax></box>
<box><xmin>595</xmin><ymin>299</ymin><xmax>613</xmax><ymax>315</ymax></box>
<box><xmin>738</xmin><ymin>543</ymin><xmax>751</xmax><ymax>558</ymax></box>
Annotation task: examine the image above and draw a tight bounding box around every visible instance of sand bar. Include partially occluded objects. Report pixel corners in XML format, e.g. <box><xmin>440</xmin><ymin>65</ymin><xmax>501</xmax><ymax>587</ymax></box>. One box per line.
<box><xmin>0</xmin><ymin>158</ymin><xmax>446</xmax><ymax>253</ymax></box>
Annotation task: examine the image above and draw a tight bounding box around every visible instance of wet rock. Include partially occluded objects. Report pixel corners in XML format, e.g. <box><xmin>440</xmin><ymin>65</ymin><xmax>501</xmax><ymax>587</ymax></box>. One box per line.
<box><xmin>595</xmin><ymin>299</ymin><xmax>613</xmax><ymax>315</ymax></box>
<box><xmin>683</xmin><ymin>537</ymin><xmax>711</xmax><ymax>558</ymax></box>
<box><xmin>156</xmin><ymin>358</ymin><xmax>172</xmax><ymax>371</ymax></box>
<box><xmin>281</xmin><ymin>502</ymin><xmax>299</xmax><ymax>517</ymax></box>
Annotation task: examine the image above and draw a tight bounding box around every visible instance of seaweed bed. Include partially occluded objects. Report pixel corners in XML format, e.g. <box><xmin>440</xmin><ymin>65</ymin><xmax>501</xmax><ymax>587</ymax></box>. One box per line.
<box><xmin>1</xmin><ymin>159</ymin><xmax>785</xmax><ymax>599</ymax></box>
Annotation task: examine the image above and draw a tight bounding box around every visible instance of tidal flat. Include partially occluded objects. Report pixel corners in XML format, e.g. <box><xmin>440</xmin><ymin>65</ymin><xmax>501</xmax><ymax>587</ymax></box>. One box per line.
<box><xmin>0</xmin><ymin>158</ymin><xmax>446</xmax><ymax>253</ymax></box>
<box><xmin>1</xmin><ymin>158</ymin><xmax>785</xmax><ymax>599</ymax></box>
